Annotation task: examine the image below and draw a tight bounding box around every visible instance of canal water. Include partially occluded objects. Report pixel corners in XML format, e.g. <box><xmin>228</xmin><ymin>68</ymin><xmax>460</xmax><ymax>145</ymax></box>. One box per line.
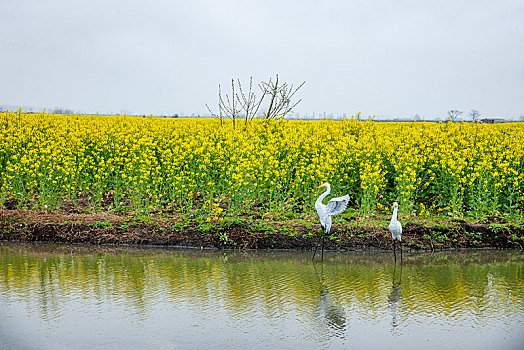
<box><xmin>0</xmin><ymin>242</ymin><xmax>523</xmax><ymax>350</ymax></box>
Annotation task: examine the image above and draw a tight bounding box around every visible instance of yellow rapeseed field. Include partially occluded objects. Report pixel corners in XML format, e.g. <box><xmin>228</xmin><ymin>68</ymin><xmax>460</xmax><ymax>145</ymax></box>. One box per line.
<box><xmin>1</xmin><ymin>110</ymin><xmax>523</xmax><ymax>219</ymax></box>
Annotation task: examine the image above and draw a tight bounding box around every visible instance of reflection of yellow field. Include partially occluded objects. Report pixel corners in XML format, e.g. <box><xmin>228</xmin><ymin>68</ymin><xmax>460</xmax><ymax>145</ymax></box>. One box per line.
<box><xmin>1</xmin><ymin>245</ymin><xmax>523</xmax><ymax>321</ymax></box>
<box><xmin>1</xmin><ymin>111</ymin><xmax>523</xmax><ymax>216</ymax></box>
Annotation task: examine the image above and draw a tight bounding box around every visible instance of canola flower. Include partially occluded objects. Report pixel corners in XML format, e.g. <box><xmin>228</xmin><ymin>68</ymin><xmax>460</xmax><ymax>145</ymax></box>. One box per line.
<box><xmin>0</xmin><ymin>110</ymin><xmax>523</xmax><ymax>220</ymax></box>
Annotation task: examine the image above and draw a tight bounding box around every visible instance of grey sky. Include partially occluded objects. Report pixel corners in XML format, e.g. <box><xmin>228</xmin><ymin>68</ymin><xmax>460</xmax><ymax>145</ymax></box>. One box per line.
<box><xmin>1</xmin><ymin>0</ymin><xmax>523</xmax><ymax>119</ymax></box>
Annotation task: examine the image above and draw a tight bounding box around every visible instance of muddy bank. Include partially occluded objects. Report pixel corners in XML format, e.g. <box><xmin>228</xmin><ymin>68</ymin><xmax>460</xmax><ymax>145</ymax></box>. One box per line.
<box><xmin>0</xmin><ymin>209</ymin><xmax>523</xmax><ymax>251</ymax></box>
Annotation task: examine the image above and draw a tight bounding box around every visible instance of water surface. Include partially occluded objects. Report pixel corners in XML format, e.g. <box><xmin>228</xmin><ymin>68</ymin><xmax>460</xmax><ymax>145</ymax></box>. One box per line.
<box><xmin>1</xmin><ymin>243</ymin><xmax>523</xmax><ymax>349</ymax></box>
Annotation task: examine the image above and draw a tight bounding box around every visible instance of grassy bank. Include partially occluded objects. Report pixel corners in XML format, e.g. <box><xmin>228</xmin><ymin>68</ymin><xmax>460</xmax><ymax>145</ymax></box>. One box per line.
<box><xmin>1</xmin><ymin>206</ymin><xmax>523</xmax><ymax>251</ymax></box>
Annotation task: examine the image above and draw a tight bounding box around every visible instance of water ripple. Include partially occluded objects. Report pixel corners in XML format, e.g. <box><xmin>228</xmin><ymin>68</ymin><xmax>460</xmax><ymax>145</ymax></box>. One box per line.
<box><xmin>1</xmin><ymin>244</ymin><xmax>523</xmax><ymax>349</ymax></box>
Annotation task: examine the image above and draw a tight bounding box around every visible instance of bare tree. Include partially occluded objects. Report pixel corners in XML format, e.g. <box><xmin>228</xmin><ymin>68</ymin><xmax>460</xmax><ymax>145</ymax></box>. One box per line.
<box><xmin>259</xmin><ymin>74</ymin><xmax>305</xmax><ymax>121</ymax></box>
<box><xmin>54</xmin><ymin>107</ymin><xmax>75</xmax><ymax>114</ymax></box>
<box><xmin>447</xmin><ymin>109</ymin><xmax>463</xmax><ymax>122</ymax></box>
<box><xmin>207</xmin><ymin>75</ymin><xmax>305</xmax><ymax>129</ymax></box>
<box><xmin>469</xmin><ymin>109</ymin><xmax>480</xmax><ymax>122</ymax></box>
<box><xmin>237</xmin><ymin>77</ymin><xmax>264</xmax><ymax>128</ymax></box>
<box><xmin>206</xmin><ymin>79</ymin><xmax>242</xmax><ymax>128</ymax></box>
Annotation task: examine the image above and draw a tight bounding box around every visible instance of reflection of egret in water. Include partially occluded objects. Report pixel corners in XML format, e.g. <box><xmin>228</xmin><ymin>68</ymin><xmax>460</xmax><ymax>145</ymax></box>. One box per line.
<box><xmin>313</xmin><ymin>263</ymin><xmax>347</xmax><ymax>340</ymax></box>
<box><xmin>388</xmin><ymin>261</ymin><xmax>403</xmax><ymax>332</ymax></box>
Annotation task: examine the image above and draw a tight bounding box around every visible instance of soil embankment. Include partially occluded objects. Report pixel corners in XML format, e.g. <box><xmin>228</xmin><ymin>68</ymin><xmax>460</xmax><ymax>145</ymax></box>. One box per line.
<box><xmin>1</xmin><ymin>209</ymin><xmax>522</xmax><ymax>251</ymax></box>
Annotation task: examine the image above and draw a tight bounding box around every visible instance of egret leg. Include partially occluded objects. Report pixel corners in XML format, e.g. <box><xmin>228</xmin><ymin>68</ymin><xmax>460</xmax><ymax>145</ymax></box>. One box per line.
<box><xmin>321</xmin><ymin>235</ymin><xmax>325</xmax><ymax>262</ymax></box>
<box><xmin>393</xmin><ymin>239</ymin><xmax>397</xmax><ymax>263</ymax></box>
<box><xmin>312</xmin><ymin>235</ymin><xmax>321</xmax><ymax>261</ymax></box>
<box><xmin>392</xmin><ymin>261</ymin><xmax>397</xmax><ymax>284</ymax></box>
<box><xmin>400</xmin><ymin>240</ymin><xmax>403</xmax><ymax>263</ymax></box>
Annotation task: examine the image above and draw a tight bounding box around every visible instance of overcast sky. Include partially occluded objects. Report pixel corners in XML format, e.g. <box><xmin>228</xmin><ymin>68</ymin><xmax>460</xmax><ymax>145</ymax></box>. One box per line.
<box><xmin>1</xmin><ymin>0</ymin><xmax>523</xmax><ymax>119</ymax></box>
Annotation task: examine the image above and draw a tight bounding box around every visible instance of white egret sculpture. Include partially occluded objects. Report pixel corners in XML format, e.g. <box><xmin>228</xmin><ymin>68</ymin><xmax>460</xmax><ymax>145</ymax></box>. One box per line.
<box><xmin>388</xmin><ymin>202</ymin><xmax>403</xmax><ymax>262</ymax></box>
<box><xmin>313</xmin><ymin>183</ymin><xmax>350</xmax><ymax>261</ymax></box>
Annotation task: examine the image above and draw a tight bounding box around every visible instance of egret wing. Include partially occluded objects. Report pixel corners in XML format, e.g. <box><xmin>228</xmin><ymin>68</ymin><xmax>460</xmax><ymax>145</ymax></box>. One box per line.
<box><xmin>326</xmin><ymin>195</ymin><xmax>350</xmax><ymax>216</ymax></box>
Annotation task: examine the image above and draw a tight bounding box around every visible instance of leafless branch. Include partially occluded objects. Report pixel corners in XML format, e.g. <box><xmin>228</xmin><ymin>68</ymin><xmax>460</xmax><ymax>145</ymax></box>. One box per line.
<box><xmin>448</xmin><ymin>109</ymin><xmax>463</xmax><ymax>122</ymax></box>
<box><xmin>259</xmin><ymin>74</ymin><xmax>305</xmax><ymax>121</ymax></box>
<box><xmin>207</xmin><ymin>75</ymin><xmax>305</xmax><ymax>129</ymax></box>
<box><xmin>469</xmin><ymin>109</ymin><xmax>480</xmax><ymax>122</ymax></box>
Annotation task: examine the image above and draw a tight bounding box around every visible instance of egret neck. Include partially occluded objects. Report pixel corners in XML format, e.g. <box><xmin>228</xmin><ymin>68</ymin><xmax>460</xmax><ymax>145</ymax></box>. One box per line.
<box><xmin>315</xmin><ymin>183</ymin><xmax>331</xmax><ymax>209</ymax></box>
<box><xmin>390</xmin><ymin>204</ymin><xmax>398</xmax><ymax>224</ymax></box>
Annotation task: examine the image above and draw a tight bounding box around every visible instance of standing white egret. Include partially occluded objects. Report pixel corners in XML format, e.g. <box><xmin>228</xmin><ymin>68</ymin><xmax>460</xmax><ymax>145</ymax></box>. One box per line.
<box><xmin>389</xmin><ymin>202</ymin><xmax>403</xmax><ymax>262</ymax></box>
<box><xmin>313</xmin><ymin>183</ymin><xmax>350</xmax><ymax>261</ymax></box>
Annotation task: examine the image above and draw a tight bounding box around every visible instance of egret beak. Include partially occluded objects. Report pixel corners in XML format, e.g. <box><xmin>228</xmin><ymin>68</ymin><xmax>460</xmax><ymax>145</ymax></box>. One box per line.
<box><xmin>317</xmin><ymin>184</ymin><xmax>326</xmax><ymax>189</ymax></box>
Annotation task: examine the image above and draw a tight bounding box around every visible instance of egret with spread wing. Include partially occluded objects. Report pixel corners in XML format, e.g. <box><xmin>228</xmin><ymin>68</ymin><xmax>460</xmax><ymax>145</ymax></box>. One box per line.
<box><xmin>389</xmin><ymin>202</ymin><xmax>403</xmax><ymax>262</ymax></box>
<box><xmin>313</xmin><ymin>183</ymin><xmax>350</xmax><ymax>261</ymax></box>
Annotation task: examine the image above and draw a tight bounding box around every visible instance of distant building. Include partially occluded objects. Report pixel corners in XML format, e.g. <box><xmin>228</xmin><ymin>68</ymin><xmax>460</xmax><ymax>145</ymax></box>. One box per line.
<box><xmin>480</xmin><ymin>118</ymin><xmax>507</xmax><ymax>124</ymax></box>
